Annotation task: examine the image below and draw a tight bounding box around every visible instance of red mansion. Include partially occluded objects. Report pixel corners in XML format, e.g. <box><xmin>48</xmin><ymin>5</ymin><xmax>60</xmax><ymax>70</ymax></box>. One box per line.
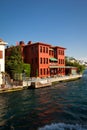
<box><xmin>19</xmin><ymin>41</ymin><xmax>66</xmax><ymax>78</ymax></box>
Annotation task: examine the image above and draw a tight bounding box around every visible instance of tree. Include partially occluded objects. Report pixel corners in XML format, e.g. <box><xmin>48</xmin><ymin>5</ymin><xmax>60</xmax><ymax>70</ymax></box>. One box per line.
<box><xmin>5</xmin><ymin>45</ymin><xmax>31</xmax><ymax>79</ymax></box>
<box><xmin>23</xmin><ymin>63</ymin><xmax>31</xmax><ymax>77</ymax></box>
<box><xmin>65</xmin><ymin>56</ymin><xmax>85</xmax><ymax>74</ymax></box>
<box><xmin>5</xmin><ymin>46</ymin><xmax>22</xmax><ymax>78</ymax></box>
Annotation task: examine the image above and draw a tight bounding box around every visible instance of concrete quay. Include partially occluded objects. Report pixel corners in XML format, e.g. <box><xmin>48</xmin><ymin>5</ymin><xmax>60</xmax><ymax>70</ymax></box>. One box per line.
<box><xmin>0</xmin><ymin>86</ymin><xmax>24</xmax><ymax>93</ymax></box>
<box><xmin>49</xmin><ymin>74</ymin><xmax>82</xmax><ymax>83</ymax></box>
<box><xmin>23</xmin><ymin>74</ymin><xmax>82</xmax><ymax>89</ymax></box>
<box><xmin>0</xmin><ymin>74</ymin><xmax>82</xmax><ymax>93</ymax></box>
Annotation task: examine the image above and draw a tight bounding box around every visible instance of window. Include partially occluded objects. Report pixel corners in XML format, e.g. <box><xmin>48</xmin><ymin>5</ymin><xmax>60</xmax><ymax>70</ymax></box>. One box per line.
<box><xmin>46</xmin><ymin>58</ymin><xmax>48</xmax><ymax>64</ymax></box>
<box><xmin>40</xmin><ymin>46</ymin><xmax>42</xmax><ymax>52</ymax></box>
<box><xmin>63</xmin><ymin>59</ymin><xmax>64</xmax><ymax>64</ymax></box>
<box><xmin>62</xmin><ymin>50</ymin><xmax>64</xmax><ymax>55</ymax></box>
<box><xmin>46</xmin><ymin>47</ymin><xmax>48</xmax><ymax>53</ymax></box>
<box><xmin>59</xmin><ymin>50</ymin><xmax>60</xmax><ymax>55</ymax></box>
<box><xmin>54</xmin><ymin>50</ymin><xmax>56</xmax><ymax>57</ymax></box>
<box><xmin>40</xmin><ymin>58</ymin><xmax>42</xmax><ymax>64</ymax></box>
<box><xmin>40</xmin><ymin>69</ymin><xmax>42</xmax><ymax>75</ymax></box>
<box><xmin>43</xmin><ymin>47</ymin><xmax>45</xmax><ymax>53</ymax></box>
<box><xmin>59</xmin><ymin>59</ymin><xmax>60</xmax><ymax>64</ymax></box>
<box><xmin>61</xmin><ymin>59</ymin><xmax>62</xmax><ymax>64</ymax></box>
<box><xmin>52</xmin><ymin>51</ymin><xmax>54</xmax><ymax>56</ymax></box>
<box><xmin>49</xmin><ymin>50</ymin><xmax>51</xmax><ymax>55</ymax></box>
<box><xmin>45</xmin><ymin>68</ymin><xmax>47</xmax><ymax>75</ymax></box>
<box><xmin>0</xmin><ymin>51</ymin><xmax>3</xmax><ymax>58</ymax></box>
<box><xmin>43</xmin><ymin>58</ymin><xmax>45</xmax><ymax>64</ymax></box>
<box><xmin>47</xmin><ymin>69</ymin><xmax>49</xmax><ymax>74</ymax></box>
<box><xmin>44</xmin><ymin>68</ymin><xmax>45</xmax><ymax>75</ymax></box>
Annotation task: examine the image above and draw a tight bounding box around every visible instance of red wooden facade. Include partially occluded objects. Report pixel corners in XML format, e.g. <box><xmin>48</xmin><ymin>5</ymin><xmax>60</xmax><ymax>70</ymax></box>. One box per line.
<box><xmin>22</xmin><ymin>41</ymin><xmax>66</xmax><ymax>78</ymax></box>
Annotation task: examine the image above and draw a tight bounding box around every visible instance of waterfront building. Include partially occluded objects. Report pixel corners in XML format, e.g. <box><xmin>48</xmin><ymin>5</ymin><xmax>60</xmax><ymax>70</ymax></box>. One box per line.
<box><xmin>20</xmin><ymin>41</ymin><xmax>66</xmax><ymax>78</ymax></box>
<box><xmin>0</xmin><ymin>39</ymin><xmax>7</xmax><ymax>85</ymax></box>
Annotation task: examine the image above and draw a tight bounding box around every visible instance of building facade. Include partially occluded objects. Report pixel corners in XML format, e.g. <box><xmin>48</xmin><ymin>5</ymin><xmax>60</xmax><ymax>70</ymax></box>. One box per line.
<box><xmin>0</xmin><ymin>39</ymin><xmax>7</xmax><ymax>85</ymax></box>
<box><xmin>22</xmin><ymin>41</ymin><xmax>66</xmax><ymax>78</ymax></box>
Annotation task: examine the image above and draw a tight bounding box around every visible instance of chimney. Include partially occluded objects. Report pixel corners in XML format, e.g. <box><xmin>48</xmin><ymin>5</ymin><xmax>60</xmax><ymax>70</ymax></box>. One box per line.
<box><xmin>19</xmin><ymin>41</ymin><xmax>25</xmax><ymax>46</ymax></box>
<box><xmin>28</xmin><ymin>41</ymin><xmax>32</xmax><ymax>45</ymax></box>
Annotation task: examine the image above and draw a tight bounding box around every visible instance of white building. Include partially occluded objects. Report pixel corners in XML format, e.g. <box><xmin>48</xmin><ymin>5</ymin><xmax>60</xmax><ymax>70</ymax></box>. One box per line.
<box><xmin>0</xmin><ymin>39</ymin><xmax>7</xmax><ymax>86</ymax></box>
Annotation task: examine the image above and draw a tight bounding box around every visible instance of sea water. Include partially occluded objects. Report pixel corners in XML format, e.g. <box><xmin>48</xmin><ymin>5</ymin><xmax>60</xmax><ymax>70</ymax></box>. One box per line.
<box><xmin>0</xmin><ymin>70</ymin><xmax>87</xmax><ymax>130</ymax></box>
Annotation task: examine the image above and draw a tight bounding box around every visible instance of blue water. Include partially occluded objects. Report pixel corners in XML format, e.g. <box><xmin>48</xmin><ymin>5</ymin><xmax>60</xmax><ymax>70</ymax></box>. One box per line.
<box><xmin>0</xmin><ymin>71</ymin><xmax>87</xmax><ymax>130</ymax></box>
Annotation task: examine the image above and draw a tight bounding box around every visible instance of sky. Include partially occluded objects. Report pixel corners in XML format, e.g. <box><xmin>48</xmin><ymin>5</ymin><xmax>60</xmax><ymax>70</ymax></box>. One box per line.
<box><xmin>0</xmin><ymin>0</ymin><xmax>87</xmax><ymax>60</ymax></box>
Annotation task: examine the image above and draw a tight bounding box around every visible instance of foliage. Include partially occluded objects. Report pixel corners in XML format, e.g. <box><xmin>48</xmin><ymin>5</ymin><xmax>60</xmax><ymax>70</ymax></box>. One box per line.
<box><xmin>65</xmin><ymin>56</ymin><xmax>85</xmax><ymax>74</ymax></box>
<box><xmin>5</xmin><ymin>45</ymin><xmax>31</xmax><ymax>79</ymax></box>
<box><xmin>23</xmin><ymin>63</ymin><xmax>31</xmax><ymax>77</ymax></box>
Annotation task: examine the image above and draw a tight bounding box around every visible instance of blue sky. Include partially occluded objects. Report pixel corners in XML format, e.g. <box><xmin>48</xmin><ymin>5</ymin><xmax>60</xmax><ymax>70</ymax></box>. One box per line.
<box><xmin>0</xmin><ymin>0</ymin><xmax>87</xmax><ymax>60</ymax></box>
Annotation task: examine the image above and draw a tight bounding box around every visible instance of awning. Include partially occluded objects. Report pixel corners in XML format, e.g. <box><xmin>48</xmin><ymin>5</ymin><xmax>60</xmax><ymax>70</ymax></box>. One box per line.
<box><xmin>50</xmin><ymin>57</ymin><xmax>58</xmax><ymax>61</ymax></box>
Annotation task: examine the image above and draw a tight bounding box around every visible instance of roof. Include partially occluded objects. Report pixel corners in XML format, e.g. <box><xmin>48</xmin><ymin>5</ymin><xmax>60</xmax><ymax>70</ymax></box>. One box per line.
<box><xmin>53</xmin><ymin>46</ymin><xmax>66</xmax><ymax>50</ymax></box>
<box><xmin>36</xmin><ymin>42</ymin><xmax>51</xmax><ymax>46</ymax></box>
<box><xmin>0</xmin><ymin>39</ymin><xmax>7</xmax><ymax>45</ymax></box>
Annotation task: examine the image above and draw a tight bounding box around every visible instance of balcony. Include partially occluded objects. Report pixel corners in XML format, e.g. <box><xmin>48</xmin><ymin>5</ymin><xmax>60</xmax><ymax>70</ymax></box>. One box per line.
<box><xmin>49</xmin><ymin>63</ymin><xmax>58</xmax><ymax>66</ymax></box>
<box><xmin>49</xmin><ymin>63</ymin><xmax>58</xmax><ymax>68</ymax></box>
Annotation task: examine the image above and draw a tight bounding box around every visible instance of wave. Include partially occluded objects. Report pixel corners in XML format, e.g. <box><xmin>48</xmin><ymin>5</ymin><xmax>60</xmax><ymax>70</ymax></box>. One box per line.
<box><xmin>38</xmin><ymin>123</ymin><xmax>87</xmax><ymax>130</ymax></box>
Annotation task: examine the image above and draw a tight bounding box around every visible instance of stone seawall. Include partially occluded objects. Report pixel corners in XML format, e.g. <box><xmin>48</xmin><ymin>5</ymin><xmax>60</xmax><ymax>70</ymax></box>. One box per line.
<box><xmin>50</xmin><ymin>74</ymin><xmax>82</xmax><ymax>83</ymax></box>
<box><xmin>26</xmin><ymin>74</ymin><xmax>82</xmax><ymax>89</ymax></box>
<box><xmin>0</xmin><ymin>75</ymin><xmax>82</xmax><ymax>92</ymax></box>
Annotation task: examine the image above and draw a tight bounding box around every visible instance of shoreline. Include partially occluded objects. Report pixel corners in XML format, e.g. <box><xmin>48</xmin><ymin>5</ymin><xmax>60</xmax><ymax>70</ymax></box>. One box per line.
<box><xmin>0</xmin><ymin>86</ymin><xmax>24</xmax><ymax>93</ymax></box>
<box><xmin>27</xmin><ymin>74</ymin><xmax>82</xmax><ymax>89</ymax></box>
<box><xmin>0</xmin><ymin>74</ymin><xmax>82</xmax><ymax>93</ymax></box>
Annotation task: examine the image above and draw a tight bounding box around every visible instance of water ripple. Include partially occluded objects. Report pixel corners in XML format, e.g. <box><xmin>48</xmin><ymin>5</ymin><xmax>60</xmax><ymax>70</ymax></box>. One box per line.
<box><xmin>0</xmin><ymin>71</ymin><xmax>87</xmax><ymax>129</ymax></box>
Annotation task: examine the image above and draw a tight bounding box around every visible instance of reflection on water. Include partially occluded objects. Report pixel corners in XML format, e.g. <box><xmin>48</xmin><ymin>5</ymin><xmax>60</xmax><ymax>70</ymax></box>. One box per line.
<box><xmin>0</xmin><ymin>71</ymin><xmax>87</xmax><ymax>129</ymax></box>
<box><xmin>0</xmin><ymin>95</ymin><xmax>8</xmax><ymax>126</ymax></box>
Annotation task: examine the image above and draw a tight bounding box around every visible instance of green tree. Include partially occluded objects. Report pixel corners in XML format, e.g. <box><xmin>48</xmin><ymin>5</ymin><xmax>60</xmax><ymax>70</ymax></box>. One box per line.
<box><xmin>23</xmin><ymin>63</ymin><xmax>31</xmax><ymax>77</ymax></box>
<box><xmin>5</xmin><ymin>45</ymin><xmax>31</xmax><ymax>79</ymax></box>
<box><xmin>5</xmin><ymin>46</ymin><xmax>23</xmax><ymax>79</ymax></box>
<box><xmin>65</xmin><ymin>56</ymin><xmax>85</xmax><ymax>74</ymax></box>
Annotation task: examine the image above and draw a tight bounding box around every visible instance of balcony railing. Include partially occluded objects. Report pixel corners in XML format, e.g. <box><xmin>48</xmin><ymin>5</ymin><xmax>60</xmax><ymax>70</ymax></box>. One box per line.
<box><xmin>49</xmin><ymin>63</ymin><xmax>58</xmax><ymax>66</ymax></box>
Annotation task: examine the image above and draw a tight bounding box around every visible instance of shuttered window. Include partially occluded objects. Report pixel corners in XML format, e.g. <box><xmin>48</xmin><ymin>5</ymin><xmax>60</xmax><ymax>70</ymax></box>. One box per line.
<box><xmin>0</xmin><ymin>51</ymin><xmax>3</xmax><ymax>59</ymax></box>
